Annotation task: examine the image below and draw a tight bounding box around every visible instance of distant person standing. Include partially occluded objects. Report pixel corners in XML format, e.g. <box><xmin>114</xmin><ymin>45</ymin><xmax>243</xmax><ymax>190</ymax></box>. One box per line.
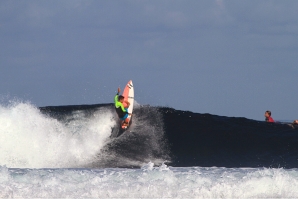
<box><xmin>264</xmin><ymin>110</ymin><xmax>274</xmax><ymax>122</ymax></box>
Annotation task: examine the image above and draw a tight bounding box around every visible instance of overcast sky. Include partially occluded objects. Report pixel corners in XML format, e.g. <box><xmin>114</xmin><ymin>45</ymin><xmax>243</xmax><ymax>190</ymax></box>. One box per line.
<box><xmin>1</xmin><ymin>0</ymin><xmax>297</xmax><ymax>120</ymax></box>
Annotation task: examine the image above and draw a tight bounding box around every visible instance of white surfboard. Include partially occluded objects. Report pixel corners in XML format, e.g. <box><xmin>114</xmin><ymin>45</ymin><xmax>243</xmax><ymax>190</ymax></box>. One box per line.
<box><xmin>121</xmin><ymin>80</ymin><xmax>134</xmax><ymax>129</ymax></box>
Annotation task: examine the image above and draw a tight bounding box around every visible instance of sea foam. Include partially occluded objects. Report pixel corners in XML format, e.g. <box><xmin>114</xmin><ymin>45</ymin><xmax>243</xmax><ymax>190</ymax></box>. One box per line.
<box><xmin>1</xmin><ymin>164</ymin><xmax>298</xmax><ymax>198</ymax></box>
<box><xmin>0</xmin><ymin>101</ymin><xmax>115</xmax><ymax>168</ymax></box>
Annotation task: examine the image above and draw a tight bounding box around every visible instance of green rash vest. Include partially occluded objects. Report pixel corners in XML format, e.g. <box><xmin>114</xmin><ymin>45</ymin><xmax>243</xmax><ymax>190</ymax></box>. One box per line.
<box><xmin>114</xmin><ymin>94</ymin><xmax>128</xmax><ymax>118</ymax></box>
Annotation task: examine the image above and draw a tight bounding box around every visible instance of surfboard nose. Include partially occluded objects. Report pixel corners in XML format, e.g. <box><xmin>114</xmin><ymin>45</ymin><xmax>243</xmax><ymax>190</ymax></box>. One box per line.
<box><xmin>128</xmin><ymin>80</ymin><xmax>133</xmax><ymax>89</ymax></box>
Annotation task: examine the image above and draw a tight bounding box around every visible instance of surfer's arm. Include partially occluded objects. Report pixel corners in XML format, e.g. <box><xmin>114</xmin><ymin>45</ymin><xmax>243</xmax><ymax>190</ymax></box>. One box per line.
<box><xmin>114</xmin><ymin>94</ymin><xmax>119</xmax><ymax>104</ymax></box>
<box><xmin>114</xmin><ymin>88</ymin><xmax>121</xmax><ymax>104</ymax></box>
<box><xmin>120</xmin><ymin>104</ymin><xmax>128</xmax><ymax>113</ymax></box>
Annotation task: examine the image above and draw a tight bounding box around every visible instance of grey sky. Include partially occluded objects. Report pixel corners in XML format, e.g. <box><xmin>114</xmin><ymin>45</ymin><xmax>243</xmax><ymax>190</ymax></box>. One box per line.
<box><xmin>1</xmin><ymin>0</ymin><xmax>297</xmax><ymax>120</ymax></box>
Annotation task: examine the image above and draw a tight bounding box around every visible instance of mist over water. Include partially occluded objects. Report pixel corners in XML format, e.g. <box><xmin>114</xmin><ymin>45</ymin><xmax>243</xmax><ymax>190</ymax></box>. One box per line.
<box><xmin>0</xmin><ymin>102</ymin><xmax>115</xmax><ymax>168</ymax></box>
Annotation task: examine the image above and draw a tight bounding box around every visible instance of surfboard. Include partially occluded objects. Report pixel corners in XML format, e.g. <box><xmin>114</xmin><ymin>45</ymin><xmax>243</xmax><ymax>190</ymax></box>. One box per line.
<box><xmin>121</xmin><ymin>80</ymin><xmax>134</xmax><ymax>129</ymax></box>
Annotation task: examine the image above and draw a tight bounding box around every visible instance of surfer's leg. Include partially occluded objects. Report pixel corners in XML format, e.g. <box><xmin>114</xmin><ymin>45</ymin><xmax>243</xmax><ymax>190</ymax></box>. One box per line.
<box><xmin>120</xmin><ymin>113</ymin><xmax>129</xmax><ymax>126</ymax></box>
<box><xmin>123</xmin><ymin>118</ymin><xmax>129</xmax><ymax>126</ymax></box>
<box><xmin>124</xmin><ymin>101</ymin><xmax>130</xmax><ymax>108</ymax></box>
<box><xmin>122</xmin><ymin>114</ymin><xmax>129</xmax><ymax>126</ymax></box>
<box><xmin>120</xmin><ymin>120</ymin><xmax>126</xmax><ymax>126</ymax></box>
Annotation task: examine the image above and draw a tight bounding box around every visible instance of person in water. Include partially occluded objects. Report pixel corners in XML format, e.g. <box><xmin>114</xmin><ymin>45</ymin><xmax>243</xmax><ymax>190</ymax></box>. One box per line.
<box><xmin>264</xmin><ymin>110</ymin><xmax>274</xmax><ymax>122</ymax></box>
<box><xmin>114</xmin><ymin>87</ymin><xmax>131</xmax><ymax>126</ymax></box>
<box><xmin>287</xmin><ymin>120</ymin><xmax>298</xmax><ymax>129</ymax></box>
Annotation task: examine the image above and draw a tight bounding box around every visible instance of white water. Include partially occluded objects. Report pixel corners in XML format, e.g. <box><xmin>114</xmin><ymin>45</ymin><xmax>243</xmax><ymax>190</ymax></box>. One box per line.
<box><xmin>1</xmin><ymin>163</ymin><xmax>298</xmax><ymax>198</ymax></box>
<box><xmin>0</xmin><ymin>101</ymin><xmax>116</xmax><ymax>168</ymax></box>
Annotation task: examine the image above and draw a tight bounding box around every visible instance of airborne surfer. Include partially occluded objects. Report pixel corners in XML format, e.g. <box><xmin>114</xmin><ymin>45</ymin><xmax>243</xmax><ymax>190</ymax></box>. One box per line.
<box><xmin>114</xmin><ymin>87</ymin><xmax>131</xmax><ymax>127</ymax></box>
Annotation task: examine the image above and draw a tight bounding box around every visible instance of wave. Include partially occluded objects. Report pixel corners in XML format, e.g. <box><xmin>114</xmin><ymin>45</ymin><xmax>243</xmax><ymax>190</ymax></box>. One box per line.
<box><xmin>1</xmin><ymin>102</ymin><xmax>298</xmax><ymax>168</ymax></box>
<box><xmin>0</xmin><ymin>102</ymin><xmax>114</xmax><ymax>168</ymax></box>
<box><xmin>2</xmin><ymin>165</ymin><xmax>298</xmax><ymax>198</ymax></box>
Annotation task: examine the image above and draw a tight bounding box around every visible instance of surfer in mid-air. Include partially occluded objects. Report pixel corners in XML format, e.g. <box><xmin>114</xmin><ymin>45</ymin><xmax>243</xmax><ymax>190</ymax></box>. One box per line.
<box><xmin>114</xmin><ymin>87</ymin><xmax>131</xmax><ymax>126</ymax></box>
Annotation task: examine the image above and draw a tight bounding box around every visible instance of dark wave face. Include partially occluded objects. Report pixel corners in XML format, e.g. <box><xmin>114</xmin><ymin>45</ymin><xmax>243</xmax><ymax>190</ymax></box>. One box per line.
<box><xmin>40</xmin><ymin>104</ymin><xmax>298</xmax><ymax>168</ymax></box>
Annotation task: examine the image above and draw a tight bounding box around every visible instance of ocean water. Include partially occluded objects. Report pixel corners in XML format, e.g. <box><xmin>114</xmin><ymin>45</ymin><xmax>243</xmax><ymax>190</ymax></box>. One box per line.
<box><xmin>1</xmin><ymin>164</ymin><xmax>298</xmax><ymax>198</ymax></box>
<box><xmin>1</xmin><ymin>101</ymin><xmax>298</xmax><ymax>198</ymax></box>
